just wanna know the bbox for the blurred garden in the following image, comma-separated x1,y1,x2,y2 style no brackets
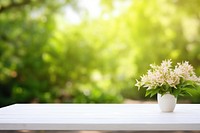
1,0,200,107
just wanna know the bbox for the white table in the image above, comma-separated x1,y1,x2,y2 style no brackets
0,104,200,131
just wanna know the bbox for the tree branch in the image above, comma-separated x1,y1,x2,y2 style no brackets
0,0,32,13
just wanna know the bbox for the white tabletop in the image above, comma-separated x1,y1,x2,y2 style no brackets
0,104,199,131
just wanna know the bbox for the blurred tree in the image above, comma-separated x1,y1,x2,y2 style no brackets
0,0,80,106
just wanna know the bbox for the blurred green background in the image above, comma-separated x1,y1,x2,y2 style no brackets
1,0,200,107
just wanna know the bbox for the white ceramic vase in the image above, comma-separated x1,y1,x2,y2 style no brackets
157,93,177,112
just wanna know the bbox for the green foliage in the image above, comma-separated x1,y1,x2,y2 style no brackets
145,88,160,98
1,0,200,106
174,80,197,97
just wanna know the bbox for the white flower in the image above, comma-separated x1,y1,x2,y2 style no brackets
166,71,180,88
135,59,200,91
174,61,194,80
161,59,172,73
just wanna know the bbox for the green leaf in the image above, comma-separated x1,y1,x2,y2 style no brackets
145,89,159,97
173,89,181,98
145,90,152,97
150,89,159,97
185,91,192,96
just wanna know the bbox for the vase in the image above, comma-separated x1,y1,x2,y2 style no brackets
157,93,177,112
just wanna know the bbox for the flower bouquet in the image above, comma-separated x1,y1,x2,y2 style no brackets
135,59,200,112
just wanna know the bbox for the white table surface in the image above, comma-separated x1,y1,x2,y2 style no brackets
0,104,200,131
